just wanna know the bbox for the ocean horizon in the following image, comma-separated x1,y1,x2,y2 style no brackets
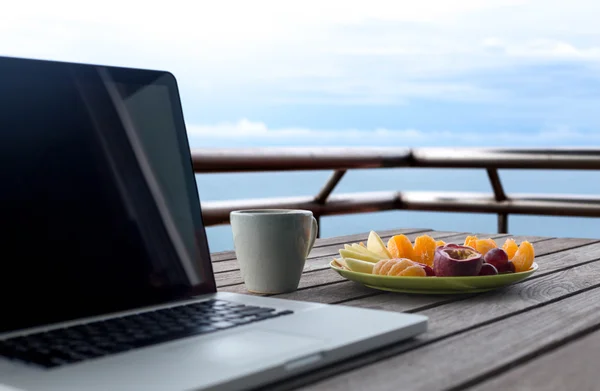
196,168,600,253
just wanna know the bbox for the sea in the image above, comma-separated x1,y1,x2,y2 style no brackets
195,168,600,252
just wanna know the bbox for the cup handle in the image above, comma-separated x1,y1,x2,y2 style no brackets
306,216,318,258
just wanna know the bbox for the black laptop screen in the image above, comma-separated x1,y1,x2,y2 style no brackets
0,57,216,334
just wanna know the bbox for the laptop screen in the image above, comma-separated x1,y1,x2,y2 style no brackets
0,56,216,334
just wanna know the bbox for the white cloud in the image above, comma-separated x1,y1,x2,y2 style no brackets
1,0,599,105
482,38,600,60
188,119,428,140
187,119,600,147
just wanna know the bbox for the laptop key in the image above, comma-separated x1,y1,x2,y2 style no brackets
213,308,236,316
235,307,276,317
193,326,217,333
228,318,254,325
211,321,235,329
252,313,281,322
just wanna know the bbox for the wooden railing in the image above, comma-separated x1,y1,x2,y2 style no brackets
191,148,600,234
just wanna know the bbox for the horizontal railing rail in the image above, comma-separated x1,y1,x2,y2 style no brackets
191,147,600,235
192,147,600,172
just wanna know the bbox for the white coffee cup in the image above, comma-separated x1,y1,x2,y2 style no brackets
230,209,318,294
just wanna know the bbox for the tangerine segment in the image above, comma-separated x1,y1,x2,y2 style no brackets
413,235,437,267
387,258,415,276
387,235,415,260
464,235,478,249
436,240,446,247
502,238,519,259
475,238,497,255
373,259,392,274
512,241,535,272
380,259,399,275
399,265,427,277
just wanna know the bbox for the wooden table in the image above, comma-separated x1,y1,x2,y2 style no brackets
211,228,600,391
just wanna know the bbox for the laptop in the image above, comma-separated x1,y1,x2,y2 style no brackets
0,55,427,391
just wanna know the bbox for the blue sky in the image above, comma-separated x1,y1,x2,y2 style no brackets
2,0,600,147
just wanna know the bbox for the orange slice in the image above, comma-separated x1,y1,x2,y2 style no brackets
502,238,519,259
475,238,497,256
386,258,415,276
512,241,535,272
413,235,437,267
435,240,446,247
373,259,395,275
399,265,427,277
387,235,415,261
464,235,478,249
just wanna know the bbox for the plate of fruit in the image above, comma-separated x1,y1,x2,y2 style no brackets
330,231,538,294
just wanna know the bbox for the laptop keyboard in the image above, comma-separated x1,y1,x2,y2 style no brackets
0,299,293,369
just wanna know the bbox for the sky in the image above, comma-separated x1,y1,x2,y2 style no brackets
1,0,600,147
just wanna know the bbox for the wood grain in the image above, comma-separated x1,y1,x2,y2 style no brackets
416,258,600,341
526,238,600,271
468,327,600,391
521,236,595,255
267,262,600,391
207,231,600,391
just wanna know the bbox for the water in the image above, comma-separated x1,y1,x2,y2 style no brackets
196,169,600,252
